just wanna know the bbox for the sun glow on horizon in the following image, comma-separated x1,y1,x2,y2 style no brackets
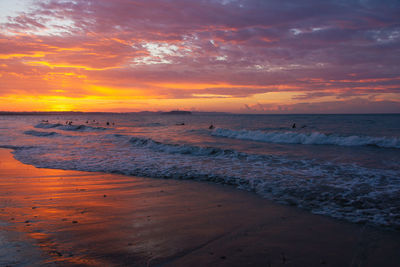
0,0,399,113
47,103,75,112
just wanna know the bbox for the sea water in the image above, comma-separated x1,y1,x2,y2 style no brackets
0,113,399,229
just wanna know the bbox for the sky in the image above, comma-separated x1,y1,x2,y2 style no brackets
0,0,399,113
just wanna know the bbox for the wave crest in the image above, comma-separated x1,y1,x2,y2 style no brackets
211,128,400,148
129,136,241,157
35,123,108,132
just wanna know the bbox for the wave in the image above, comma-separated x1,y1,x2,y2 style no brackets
24,130,59,137
35,123,108,132
129,136,243,157
211,128,400,148
2,114,400,230
34,122,63,129
10,139,400,229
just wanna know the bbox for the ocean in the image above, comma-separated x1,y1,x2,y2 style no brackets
0,113,399,229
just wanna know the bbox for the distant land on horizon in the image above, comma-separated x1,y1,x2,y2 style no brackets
161,110,192,115
0,111,399,116
0,111,229,116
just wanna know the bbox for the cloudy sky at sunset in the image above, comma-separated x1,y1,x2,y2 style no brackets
0,0,399,113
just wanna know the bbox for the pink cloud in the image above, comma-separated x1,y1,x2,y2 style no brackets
0,0,399,112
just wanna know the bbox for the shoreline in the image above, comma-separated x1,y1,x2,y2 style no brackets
1,148,400,266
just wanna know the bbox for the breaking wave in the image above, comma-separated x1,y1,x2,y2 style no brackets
212,128,400,148
129,136,243,158
10,136,400,230
35,123,109,132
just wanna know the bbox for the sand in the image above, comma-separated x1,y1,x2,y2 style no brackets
0,148,400,266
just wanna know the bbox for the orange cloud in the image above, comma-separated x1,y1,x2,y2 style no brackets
0,0,398,113
25,61,121,71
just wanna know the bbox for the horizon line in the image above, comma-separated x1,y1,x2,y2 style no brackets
1,111,399,115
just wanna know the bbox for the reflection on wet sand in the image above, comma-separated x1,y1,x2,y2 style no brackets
2,148,400,267
0,148,257,266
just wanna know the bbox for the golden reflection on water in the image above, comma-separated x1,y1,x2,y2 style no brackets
0,149,172,266
0,148,241,266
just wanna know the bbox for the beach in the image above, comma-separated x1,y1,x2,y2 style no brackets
1,0,399,264
1,148,400,266
2,114,400,229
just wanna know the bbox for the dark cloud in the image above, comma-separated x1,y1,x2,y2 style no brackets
0,0,399,112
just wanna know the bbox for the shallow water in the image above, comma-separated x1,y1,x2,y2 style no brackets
1,113,399,228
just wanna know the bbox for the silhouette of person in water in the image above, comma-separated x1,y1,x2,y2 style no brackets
292,123,296,129
106,122,110,126
209,124,214,129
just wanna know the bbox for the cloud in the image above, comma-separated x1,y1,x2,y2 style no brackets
0,0,399,111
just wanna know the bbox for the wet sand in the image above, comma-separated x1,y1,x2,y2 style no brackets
1,148,400,266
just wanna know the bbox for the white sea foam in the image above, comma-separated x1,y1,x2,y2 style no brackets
2,114,400,230
35,123,108,132
211,128,400,148
129,136,242,157
10,133,400,229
